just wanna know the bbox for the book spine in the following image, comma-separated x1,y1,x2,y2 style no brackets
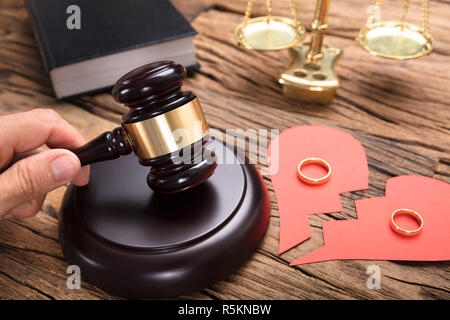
26,0,54,72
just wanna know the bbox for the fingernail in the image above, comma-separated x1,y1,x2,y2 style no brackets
51,155,79,182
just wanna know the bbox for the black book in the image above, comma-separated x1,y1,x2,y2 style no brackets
26,0,198,98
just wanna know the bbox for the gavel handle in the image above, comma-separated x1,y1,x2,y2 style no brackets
73,127,133,166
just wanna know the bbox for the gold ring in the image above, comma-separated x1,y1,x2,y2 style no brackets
297,157,331,185
390,209,423,237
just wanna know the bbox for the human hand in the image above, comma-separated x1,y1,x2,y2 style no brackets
0,109,89,220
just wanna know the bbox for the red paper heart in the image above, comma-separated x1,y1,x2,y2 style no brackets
291,176,450,265
268,126,369,254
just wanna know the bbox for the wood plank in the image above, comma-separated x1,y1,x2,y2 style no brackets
170,0,214,22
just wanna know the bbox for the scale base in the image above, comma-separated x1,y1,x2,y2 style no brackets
279,43,343,104
281,85,337,105
59,141,270,298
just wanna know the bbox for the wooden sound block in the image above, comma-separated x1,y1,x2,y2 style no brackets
59,140,270,298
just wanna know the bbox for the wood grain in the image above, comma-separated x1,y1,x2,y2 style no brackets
0,0,449,299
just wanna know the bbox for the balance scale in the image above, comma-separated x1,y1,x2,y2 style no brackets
235,0,434,104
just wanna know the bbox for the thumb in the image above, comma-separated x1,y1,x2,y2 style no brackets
0,149,81,218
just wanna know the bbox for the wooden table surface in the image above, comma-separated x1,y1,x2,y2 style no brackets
0,0,449,300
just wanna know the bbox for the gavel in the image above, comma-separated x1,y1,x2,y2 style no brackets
73,61,217,194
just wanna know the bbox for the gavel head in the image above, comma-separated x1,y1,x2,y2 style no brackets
112,61,217,194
